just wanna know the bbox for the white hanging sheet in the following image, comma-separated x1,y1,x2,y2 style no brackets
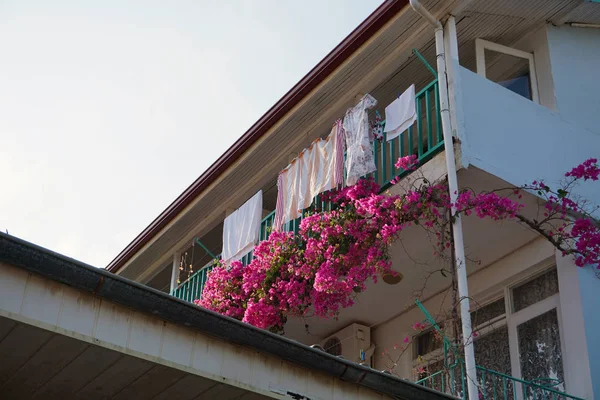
343,94,378,186
273,122,344,231
222,190,263,262
384,84,416,141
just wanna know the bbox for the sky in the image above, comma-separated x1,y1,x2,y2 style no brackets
0,0,383,268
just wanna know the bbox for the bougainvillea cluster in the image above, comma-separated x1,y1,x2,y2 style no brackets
196,157,600,332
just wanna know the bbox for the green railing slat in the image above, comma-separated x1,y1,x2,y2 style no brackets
193,274,199,301
417,95,423,157
434,82,442,143
374,137,380,184
390,135,396,177
408,125,414,159
381,132,387,184
400,129,405,158
461,363,465,399
426,88,433,152
482,369,486,400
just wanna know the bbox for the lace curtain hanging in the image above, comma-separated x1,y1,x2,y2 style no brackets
343,94,378,186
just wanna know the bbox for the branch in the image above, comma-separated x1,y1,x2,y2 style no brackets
515,214,576,255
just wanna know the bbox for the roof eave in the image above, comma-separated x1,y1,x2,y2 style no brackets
0,232,454,400
106,0,410,273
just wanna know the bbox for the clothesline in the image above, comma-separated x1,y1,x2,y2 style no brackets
280,131,340,174
218,85,418,256
273,120,345,231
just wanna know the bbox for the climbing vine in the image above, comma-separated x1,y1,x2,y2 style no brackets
196,157,599,333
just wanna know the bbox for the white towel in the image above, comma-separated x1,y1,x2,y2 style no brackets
222,190,263,262
273,122,344,231
384,84,416,141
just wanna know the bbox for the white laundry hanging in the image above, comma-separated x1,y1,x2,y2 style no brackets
343,94,378,186
222,190,263,262
273,121,344,231
384,84,416,142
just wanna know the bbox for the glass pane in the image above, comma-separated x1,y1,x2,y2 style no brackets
512,269,559,312
484,48,532,100
517,309,565,393
498,74,531,99
471,298,506,328
475,326,515,399
475,326,511,374
414,327,443,358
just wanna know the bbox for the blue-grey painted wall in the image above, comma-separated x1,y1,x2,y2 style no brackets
457,63,600,397
578,265,600,398
545,32,600,391
546,25,600,136
458,65,600,208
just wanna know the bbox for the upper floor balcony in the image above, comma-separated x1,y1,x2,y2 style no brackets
172,73,444,302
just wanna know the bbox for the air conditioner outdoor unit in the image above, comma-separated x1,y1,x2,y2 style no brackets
320,323,374,365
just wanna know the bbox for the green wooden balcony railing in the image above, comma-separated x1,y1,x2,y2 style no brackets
171,259,216,303
374,79,443,190
415,360,583,400
171,78,444,302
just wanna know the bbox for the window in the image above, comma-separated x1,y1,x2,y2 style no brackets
414,327,443,358
509,269,565,393
471,297,505,328
475,38,539,103
413,324,445,381
467,267,566,394
471,298,511,375
512,269,559,312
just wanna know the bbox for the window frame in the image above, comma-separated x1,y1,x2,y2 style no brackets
505,270,566,389
475,38,540,103
468,265,567,396
411,325,445,379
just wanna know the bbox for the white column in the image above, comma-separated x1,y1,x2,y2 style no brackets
436,15,477,400
170,251,181,294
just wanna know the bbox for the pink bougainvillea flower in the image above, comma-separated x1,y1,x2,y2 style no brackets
195,157,600,332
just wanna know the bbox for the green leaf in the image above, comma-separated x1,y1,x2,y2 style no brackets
557,189,568,198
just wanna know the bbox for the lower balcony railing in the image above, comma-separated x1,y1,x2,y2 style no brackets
171,78,444,302
415,360,583,400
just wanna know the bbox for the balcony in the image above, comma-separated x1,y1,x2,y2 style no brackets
171,77,443,303
457,65,600,207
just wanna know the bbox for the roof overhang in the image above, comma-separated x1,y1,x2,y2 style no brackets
106,0,411,273
0,232,454,400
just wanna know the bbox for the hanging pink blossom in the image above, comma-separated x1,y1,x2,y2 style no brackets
196,158,600,332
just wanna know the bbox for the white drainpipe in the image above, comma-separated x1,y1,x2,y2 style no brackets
409,2,478,400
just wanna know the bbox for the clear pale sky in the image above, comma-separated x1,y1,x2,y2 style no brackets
0,0,383,267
